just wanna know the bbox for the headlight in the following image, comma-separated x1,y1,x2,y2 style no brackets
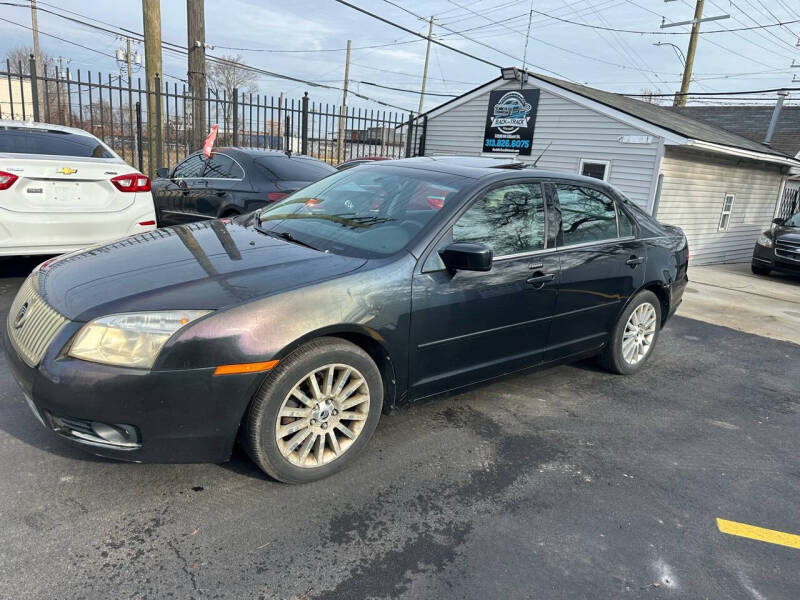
69,310,211,368
757,233,773,248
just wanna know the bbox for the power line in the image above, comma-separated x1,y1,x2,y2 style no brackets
357,80,457,97
209,38,424,54
3,1,416,111
625,86,800,97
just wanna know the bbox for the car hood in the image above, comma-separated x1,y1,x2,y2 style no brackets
774,225,800,244
36,220,366,321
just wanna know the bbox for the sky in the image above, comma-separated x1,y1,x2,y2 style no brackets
1,0,799,115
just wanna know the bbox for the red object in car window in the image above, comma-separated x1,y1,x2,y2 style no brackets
408,182,449,210
267,192,288,203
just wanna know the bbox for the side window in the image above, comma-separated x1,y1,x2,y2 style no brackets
617,205,635,237
579,159,609,181
173,154,205,178
453,183,546,257
204,154,244,179
556,184,618,246
718,193,734,231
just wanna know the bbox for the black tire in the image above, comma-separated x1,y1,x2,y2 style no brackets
219,209,241,220
243,337,383,483
599,290,662,375
751,263,771,276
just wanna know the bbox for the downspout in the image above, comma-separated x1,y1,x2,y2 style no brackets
763,91,789,146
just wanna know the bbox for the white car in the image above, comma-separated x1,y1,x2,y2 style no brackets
0,120,157,256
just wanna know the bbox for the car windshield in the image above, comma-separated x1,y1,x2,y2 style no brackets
255,166,466,257
0,128,114,158
785,212,800,228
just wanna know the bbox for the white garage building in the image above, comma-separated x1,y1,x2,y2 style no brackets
420,73,800,265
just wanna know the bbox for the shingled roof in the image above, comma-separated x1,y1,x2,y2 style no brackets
665,105,800,158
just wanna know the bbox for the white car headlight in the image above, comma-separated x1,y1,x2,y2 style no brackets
69,310,211,368
757,233,773,248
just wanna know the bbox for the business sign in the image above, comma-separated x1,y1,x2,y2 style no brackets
482,88,539,156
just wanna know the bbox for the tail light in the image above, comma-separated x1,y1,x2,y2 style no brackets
0,170,19,190
111,173,151,193
138,220,156,226
267,192,288,203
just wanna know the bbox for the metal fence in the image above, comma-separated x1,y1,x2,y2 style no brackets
776,184,799,221
1,56,427,178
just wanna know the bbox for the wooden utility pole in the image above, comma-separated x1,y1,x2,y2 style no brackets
187,0,206,151
418,16,433,115
142,0,163,171
30,0,41,74
337,40,351,163
674,0,704,107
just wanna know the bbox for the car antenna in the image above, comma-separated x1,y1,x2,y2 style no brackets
531,141,552,167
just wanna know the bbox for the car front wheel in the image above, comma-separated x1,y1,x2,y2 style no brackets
599,290,662,375
243,337,383,483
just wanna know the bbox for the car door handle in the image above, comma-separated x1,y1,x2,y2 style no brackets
526,272,555,287
626,256,644,267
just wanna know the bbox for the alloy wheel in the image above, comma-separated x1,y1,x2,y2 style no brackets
621,302,657,365
275,363,370,468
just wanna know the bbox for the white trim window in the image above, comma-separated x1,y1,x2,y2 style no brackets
718,193,735,231
579,159,610,181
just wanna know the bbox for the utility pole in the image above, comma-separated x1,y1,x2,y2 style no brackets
30,0,41,73
418,16,433,115
187,0,206,151
675,0,702,107
142,0,163,172
661,0,729,107
337,39,351,164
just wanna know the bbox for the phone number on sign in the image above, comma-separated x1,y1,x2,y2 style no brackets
484,139,530,149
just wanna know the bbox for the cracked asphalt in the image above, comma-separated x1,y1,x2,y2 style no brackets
1,257,799,599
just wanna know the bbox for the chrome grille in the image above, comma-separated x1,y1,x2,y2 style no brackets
6,276,68,367
775,240,800,262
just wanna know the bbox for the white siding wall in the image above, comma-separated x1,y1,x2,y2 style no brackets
424,81,660,209
657,148,785,265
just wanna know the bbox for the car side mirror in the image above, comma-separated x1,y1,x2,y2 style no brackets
772,217,785,226
439,242,493,273
156,167,171,179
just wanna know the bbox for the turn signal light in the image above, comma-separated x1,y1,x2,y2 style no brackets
0,170,19,190
111,173,151,193
139,220,156,226
213,360,279,376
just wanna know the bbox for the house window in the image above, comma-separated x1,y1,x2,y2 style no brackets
579,159,610,181
718,193,735,231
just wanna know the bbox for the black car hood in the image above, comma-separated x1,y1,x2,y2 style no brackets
774,225,800,244
36,220,366,321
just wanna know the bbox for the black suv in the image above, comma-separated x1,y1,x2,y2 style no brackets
152,148,335,225
752,212,800,277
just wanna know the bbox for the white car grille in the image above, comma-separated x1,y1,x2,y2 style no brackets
6,276,68,367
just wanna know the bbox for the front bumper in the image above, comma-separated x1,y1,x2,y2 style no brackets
3,323,265,463
752,243,800,275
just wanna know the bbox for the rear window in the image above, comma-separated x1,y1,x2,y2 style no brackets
0,128,114,158
256,156,336,181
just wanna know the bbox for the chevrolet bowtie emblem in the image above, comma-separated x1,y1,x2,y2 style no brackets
57,167,78,175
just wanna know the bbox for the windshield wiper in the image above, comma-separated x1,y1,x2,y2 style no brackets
254,226,320,251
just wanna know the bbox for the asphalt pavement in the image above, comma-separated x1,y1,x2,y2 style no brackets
0,257,798,600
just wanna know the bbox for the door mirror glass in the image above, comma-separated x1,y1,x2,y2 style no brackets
439,242,493,273
155,167,171,179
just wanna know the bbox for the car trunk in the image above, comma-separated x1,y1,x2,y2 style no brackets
0,156,134,214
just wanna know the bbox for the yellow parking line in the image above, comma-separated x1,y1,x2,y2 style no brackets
717,518,800,550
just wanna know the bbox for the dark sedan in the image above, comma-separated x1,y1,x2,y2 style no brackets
152,148,335,225
5,158,688,483
752,212,800,277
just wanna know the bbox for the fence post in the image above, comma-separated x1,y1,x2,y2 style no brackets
136,101,144,173
284,115,291,155
404,112,414,158
28,54,40,122
418,114,428,156
154,74,163,175
232,87,239,146
301,91,309,155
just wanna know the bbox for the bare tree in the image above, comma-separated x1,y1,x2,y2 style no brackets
638,89,664,105
207,54,258,131
4,45,55,74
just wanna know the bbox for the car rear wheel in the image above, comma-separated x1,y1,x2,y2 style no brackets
599,290,661,375
751,263,771,276
243,337,383,483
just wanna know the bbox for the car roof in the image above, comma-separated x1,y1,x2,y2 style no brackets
214,147,332,163
373,156,618,189
0,119,98,138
